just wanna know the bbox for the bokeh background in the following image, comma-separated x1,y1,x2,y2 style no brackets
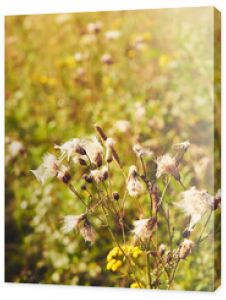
5,7,221,290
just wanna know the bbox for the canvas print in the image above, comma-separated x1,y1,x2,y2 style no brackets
5,7,221,291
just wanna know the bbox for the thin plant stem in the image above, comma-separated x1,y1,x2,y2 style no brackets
197,211,212,245
168,257,180,289
100,203,141,287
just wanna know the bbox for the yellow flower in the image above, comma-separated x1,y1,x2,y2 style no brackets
111,260,122,272
106,259,116,270
130,282,143,288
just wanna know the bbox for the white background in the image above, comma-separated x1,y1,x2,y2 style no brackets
0,0,225,299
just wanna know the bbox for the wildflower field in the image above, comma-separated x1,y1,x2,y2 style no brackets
5,7,221,291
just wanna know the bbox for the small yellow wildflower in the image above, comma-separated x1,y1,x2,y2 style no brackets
111,260,122,272
130,282,143,288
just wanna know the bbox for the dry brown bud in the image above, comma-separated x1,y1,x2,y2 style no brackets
182,230,191,238
113,192,119,201
75,145,86,155
95,124,107,142
57,166,71,184
83,174,93,183
80,184,87,191
159,243,166,256
179,239,193,259
79,158,87,166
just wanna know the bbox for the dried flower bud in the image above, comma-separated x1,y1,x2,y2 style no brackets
159,243,166,256
106,138,121,168
212,189,221,210
156,154,180,181
95,124,107,142
95,152,103,167
150,251,157,257
80,219,97,244
179,239,193,259
128,165,138,177
127,165,143,197
80,184,87,191
102,166,109,181
75,145,86,155
173,141,190,166
90,165,108,184
57,165,71,184
113,192,119,201
182,229,191,238
166,251,173,264
79,158,87,166
106,147,113,163
83,174,93,183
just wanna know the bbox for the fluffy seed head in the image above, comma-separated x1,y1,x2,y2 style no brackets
175,186,213,230
132,217,157,241
156,154,180,180
31,153,60,184
179,239,193,259
62,214,85,233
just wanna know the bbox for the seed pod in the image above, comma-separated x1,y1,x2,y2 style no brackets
80,218,97,244
79,158,87,166
179,239,193,259
158,243,166,256
106,147,113,163
75,145,86,155
166,251,173,264
150,251,157,257
212,190,221,210
95,153,103,167
57,166,71,184
106,138,121,168
113,192,119,201
102,168,109,181
95,124,107,142
83,174,93,183
182,230,191,238
80,184,87,191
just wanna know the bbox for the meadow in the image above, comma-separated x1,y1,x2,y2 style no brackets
5,7,221,291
